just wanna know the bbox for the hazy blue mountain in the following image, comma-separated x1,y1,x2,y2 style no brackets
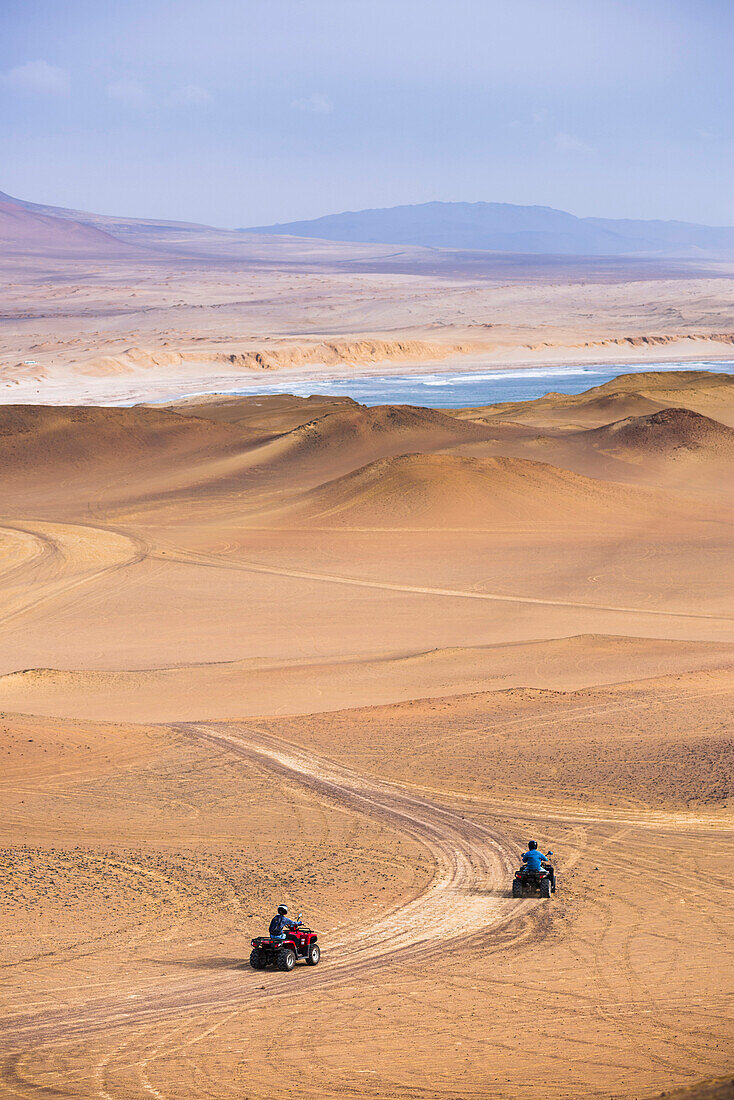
4,188,733,260
243,201,734,257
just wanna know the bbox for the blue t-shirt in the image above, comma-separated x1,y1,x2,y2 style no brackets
522,850,548,872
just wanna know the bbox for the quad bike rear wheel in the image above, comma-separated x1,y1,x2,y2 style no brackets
277,948,297,972
512,879,523,898
249,948,267,969
540,878,551,899
307,944,321,966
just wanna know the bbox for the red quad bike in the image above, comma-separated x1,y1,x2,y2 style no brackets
512,851,554,899
250,913,321,972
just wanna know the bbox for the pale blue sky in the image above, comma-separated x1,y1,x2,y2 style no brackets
1,0,732,227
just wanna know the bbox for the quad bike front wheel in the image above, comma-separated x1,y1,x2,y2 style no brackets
249,948,267,969
277,948,297,972
307,944,321,966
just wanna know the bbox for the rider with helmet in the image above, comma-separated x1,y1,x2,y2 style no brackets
521,840,555,893
269,904,298,941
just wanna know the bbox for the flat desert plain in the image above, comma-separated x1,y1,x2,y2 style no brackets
0,346,733,1100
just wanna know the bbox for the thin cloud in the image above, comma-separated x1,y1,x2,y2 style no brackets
554,131,590,153
169,84,212,107
291,92,333,114
2,60,70,95
106,79,148,108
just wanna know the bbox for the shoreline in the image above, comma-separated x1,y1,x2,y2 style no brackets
3,339,734,407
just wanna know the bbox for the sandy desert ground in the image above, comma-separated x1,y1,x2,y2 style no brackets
0,349,733,1099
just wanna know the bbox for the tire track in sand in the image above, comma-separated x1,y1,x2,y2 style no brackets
0,722,523,1054
155,545,734,624
0,520,149,632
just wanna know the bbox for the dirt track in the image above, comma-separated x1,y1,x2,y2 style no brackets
1,713,730,1099
153,546,734,623
0,721,520,1053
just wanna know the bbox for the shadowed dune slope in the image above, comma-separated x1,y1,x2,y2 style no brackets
570,407,734,497
583,406,734,457
261,451,687,528
0,404,254,471
247,403,495,484
0,405,261,511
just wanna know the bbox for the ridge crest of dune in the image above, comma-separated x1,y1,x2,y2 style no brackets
282,403,483,445
586,406,734,455
253,403,494,478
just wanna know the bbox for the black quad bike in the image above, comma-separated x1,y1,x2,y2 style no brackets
512,851,554,899
250,913,321,972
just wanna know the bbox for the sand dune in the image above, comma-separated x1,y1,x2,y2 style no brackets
266,451,687,528
244,403,496,488
0,403,247,464
0,403,258,511
2,634,733,722
557,407,734,498
456,390,671,429
583,406,734,456
592,368,734,399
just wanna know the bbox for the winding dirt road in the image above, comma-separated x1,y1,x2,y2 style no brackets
0,722,522,1054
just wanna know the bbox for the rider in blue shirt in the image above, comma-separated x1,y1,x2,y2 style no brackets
522,840,555,892
269,905,298,940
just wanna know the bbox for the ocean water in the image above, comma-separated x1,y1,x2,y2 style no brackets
222,359,734,410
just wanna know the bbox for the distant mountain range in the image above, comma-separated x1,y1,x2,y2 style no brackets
244,201,734,258
2,188,733,262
